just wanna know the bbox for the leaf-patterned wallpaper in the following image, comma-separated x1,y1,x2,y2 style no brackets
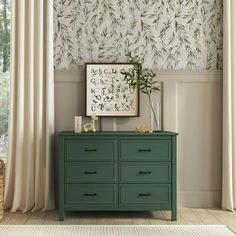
54,0,223,70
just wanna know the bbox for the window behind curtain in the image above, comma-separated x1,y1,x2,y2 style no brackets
0,0,10,160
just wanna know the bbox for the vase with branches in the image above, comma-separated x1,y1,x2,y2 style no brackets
121,52,160,131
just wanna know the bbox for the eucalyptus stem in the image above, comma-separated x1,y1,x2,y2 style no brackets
147,93,158,130
122,53,160,131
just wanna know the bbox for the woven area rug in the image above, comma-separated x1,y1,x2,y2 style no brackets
0,225,234,236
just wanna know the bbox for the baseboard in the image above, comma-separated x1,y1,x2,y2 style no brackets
178,191,222,208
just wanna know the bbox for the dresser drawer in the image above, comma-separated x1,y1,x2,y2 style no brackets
120,140,171,161
65,162,117,183
65,184,117,204
65,140,115,161
120,162,171,183
120,184,171,204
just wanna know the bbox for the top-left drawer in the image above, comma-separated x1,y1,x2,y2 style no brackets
65,140,116,161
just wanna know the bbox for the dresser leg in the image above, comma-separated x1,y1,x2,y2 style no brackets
59,210,64,221
171,209,177,221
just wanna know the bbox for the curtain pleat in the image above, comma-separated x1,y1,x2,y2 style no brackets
4,0,54,212
222,0,236,211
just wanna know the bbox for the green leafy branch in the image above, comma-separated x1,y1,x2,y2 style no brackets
121,52,160,130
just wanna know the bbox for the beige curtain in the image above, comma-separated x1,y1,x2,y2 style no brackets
222,0,236,211
4,0,54,212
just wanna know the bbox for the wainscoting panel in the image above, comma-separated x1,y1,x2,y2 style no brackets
55,69,161,132
158,70,223,208
55,70,223,207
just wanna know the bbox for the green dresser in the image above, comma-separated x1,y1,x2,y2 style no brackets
57,131,177,221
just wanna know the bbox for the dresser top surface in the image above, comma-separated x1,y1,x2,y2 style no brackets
58,131,178,136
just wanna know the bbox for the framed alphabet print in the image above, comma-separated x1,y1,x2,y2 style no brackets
86,63,139,117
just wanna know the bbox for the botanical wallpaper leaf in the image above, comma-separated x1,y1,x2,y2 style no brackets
54,0,223,70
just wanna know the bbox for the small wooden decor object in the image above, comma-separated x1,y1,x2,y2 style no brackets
136,124,151,133
0,160,5,221
74,116,82,133
84,114,98,132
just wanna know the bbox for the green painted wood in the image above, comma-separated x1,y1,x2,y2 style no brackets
65,140,115,161
65,184,117,204
56,131,177,221
58,135,65,221
120,140,171,161
120,184,171,204
64,204,172,211
171,135,177,221
59,131,178,136
119,162,171,183
65,162,117,183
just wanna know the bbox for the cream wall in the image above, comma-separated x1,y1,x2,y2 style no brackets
159,70,223,207
55,70,223,208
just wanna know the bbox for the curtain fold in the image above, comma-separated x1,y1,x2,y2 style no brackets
222,0,236,211
4,0,54,212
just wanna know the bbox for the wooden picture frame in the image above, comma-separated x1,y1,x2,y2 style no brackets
85,63,140,117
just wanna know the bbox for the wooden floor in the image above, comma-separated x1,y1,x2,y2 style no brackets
1,208,236,233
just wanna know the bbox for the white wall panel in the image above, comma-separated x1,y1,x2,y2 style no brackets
55,70,223,207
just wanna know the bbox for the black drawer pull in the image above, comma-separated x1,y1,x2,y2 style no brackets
84,193,97,197
85,149,97,152
138,149,151,152
138,171,151,175
84,171,97,174
138,193,151,197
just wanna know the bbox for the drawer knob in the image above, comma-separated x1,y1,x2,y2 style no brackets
85,149,97,152
84,171,97,174
84,193,97,197
138,193,151,197
138,171,151,175
138,149,151,152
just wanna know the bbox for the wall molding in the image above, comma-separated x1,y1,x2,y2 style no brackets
54,69,223,83
157,70,223,84
155,70,223,132
55,69,84,83
54,69,223,208
158,70,223,208
157,70,222,80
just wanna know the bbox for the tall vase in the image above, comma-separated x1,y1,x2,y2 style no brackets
149,101,160,132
